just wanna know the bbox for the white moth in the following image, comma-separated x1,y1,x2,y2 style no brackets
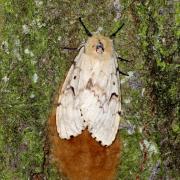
56,18,126,146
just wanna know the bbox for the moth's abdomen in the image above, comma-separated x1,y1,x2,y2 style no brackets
49,111,121,179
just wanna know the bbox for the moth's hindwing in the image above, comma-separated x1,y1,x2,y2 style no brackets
56,34,121,146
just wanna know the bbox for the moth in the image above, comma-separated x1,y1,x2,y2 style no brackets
56,18,128,146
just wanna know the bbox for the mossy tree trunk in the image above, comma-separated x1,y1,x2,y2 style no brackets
130,0,179,177
0,0,179,179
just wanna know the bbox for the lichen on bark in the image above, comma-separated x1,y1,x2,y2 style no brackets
0,0,179,179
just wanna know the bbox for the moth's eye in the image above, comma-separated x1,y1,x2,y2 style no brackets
96,40,104,54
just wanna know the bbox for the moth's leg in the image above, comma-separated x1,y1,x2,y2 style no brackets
117,68,129,76
61,47,79,51
61,43,85,51
117,57,132,62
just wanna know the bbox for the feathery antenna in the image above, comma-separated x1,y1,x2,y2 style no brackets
79,17,92,37
110,23,125,38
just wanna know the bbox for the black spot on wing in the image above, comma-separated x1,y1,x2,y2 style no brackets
56,102,61,107
109,92,118,102
80,109,83,116
69,86,75,96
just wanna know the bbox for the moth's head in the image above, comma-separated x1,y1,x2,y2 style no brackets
85,34,113,58
79,17,124,59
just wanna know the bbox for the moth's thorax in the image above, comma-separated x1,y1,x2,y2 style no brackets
85,34,113,61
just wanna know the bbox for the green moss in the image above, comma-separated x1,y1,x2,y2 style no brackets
0,0,179,179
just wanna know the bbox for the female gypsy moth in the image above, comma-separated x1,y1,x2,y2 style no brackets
56,18,127,146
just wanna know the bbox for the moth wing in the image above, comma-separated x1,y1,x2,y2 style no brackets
56,48,86,139
80,56,121,146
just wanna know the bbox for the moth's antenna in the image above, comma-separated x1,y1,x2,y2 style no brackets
79,17,92,37
110,23,125,38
